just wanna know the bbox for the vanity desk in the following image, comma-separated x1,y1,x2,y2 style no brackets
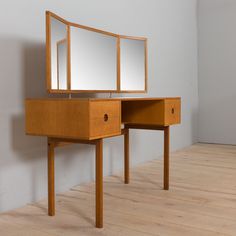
25,12,181,228
26,97,181,228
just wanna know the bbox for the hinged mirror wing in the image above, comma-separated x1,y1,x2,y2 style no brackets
46,12,69,91
120,36,147,92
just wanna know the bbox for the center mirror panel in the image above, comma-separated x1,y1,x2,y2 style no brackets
50,16,68,90
70,27,118,91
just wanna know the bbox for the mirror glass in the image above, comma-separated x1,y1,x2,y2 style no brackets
50,16,67,89
47,12,147,93
70,26,117,90
120,38,146,91
57,39,67,89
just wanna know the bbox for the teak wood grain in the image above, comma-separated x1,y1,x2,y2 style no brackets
124,128,129,184
46,12,51,91
25,97,180,140
25,99,121,140
164,126,170,190
25,97,181,229
47,141,55,216
122,98,181,126
95,139,103,228
67,25,71,90
26,99,89,139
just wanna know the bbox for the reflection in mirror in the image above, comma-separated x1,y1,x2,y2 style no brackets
57,39,67,89
120,38,146,91
70,27,117,90
50,16,67,89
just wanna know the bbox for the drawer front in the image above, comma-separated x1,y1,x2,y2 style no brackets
89,101,121,138
164,99,181,125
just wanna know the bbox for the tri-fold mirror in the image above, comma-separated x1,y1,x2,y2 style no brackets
46,11,147,93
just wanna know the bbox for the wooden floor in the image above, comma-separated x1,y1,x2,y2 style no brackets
0,143,236,236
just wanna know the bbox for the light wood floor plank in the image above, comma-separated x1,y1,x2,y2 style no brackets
0,143,235,235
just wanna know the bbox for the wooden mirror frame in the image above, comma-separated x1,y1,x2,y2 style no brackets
46,11,148,94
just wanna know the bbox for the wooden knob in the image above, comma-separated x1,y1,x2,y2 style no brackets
171,108,175,114
104,114,108,122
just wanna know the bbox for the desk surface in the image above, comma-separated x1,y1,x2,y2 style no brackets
26,97,180,101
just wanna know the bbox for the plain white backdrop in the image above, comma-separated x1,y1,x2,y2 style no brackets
0,0,198,212
198,0,236,144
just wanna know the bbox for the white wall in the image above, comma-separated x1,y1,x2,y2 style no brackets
198,0,236,144
0,0,198,212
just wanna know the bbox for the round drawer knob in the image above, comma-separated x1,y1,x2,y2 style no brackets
104,113,109,122
171,108,175,114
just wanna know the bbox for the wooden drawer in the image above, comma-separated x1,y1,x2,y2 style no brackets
25,99,121,140
164,99,181,125
121,98,181,126
89,101,121,138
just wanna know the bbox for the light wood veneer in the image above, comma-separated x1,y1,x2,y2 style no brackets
25,96,181,228
122,98,181,126
26,99,121,140
25,97,180,140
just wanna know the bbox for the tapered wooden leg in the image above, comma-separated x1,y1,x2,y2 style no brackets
95,139,103,228
124,129,130,184
164,126,170,190
48,141,55,216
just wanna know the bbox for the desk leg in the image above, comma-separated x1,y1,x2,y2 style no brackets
164,126,170,190
48,141,55,216
124,129,129,184
95,139,103,228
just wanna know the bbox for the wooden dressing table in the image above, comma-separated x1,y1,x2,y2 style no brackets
25,11,181,228
25,97,181,228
